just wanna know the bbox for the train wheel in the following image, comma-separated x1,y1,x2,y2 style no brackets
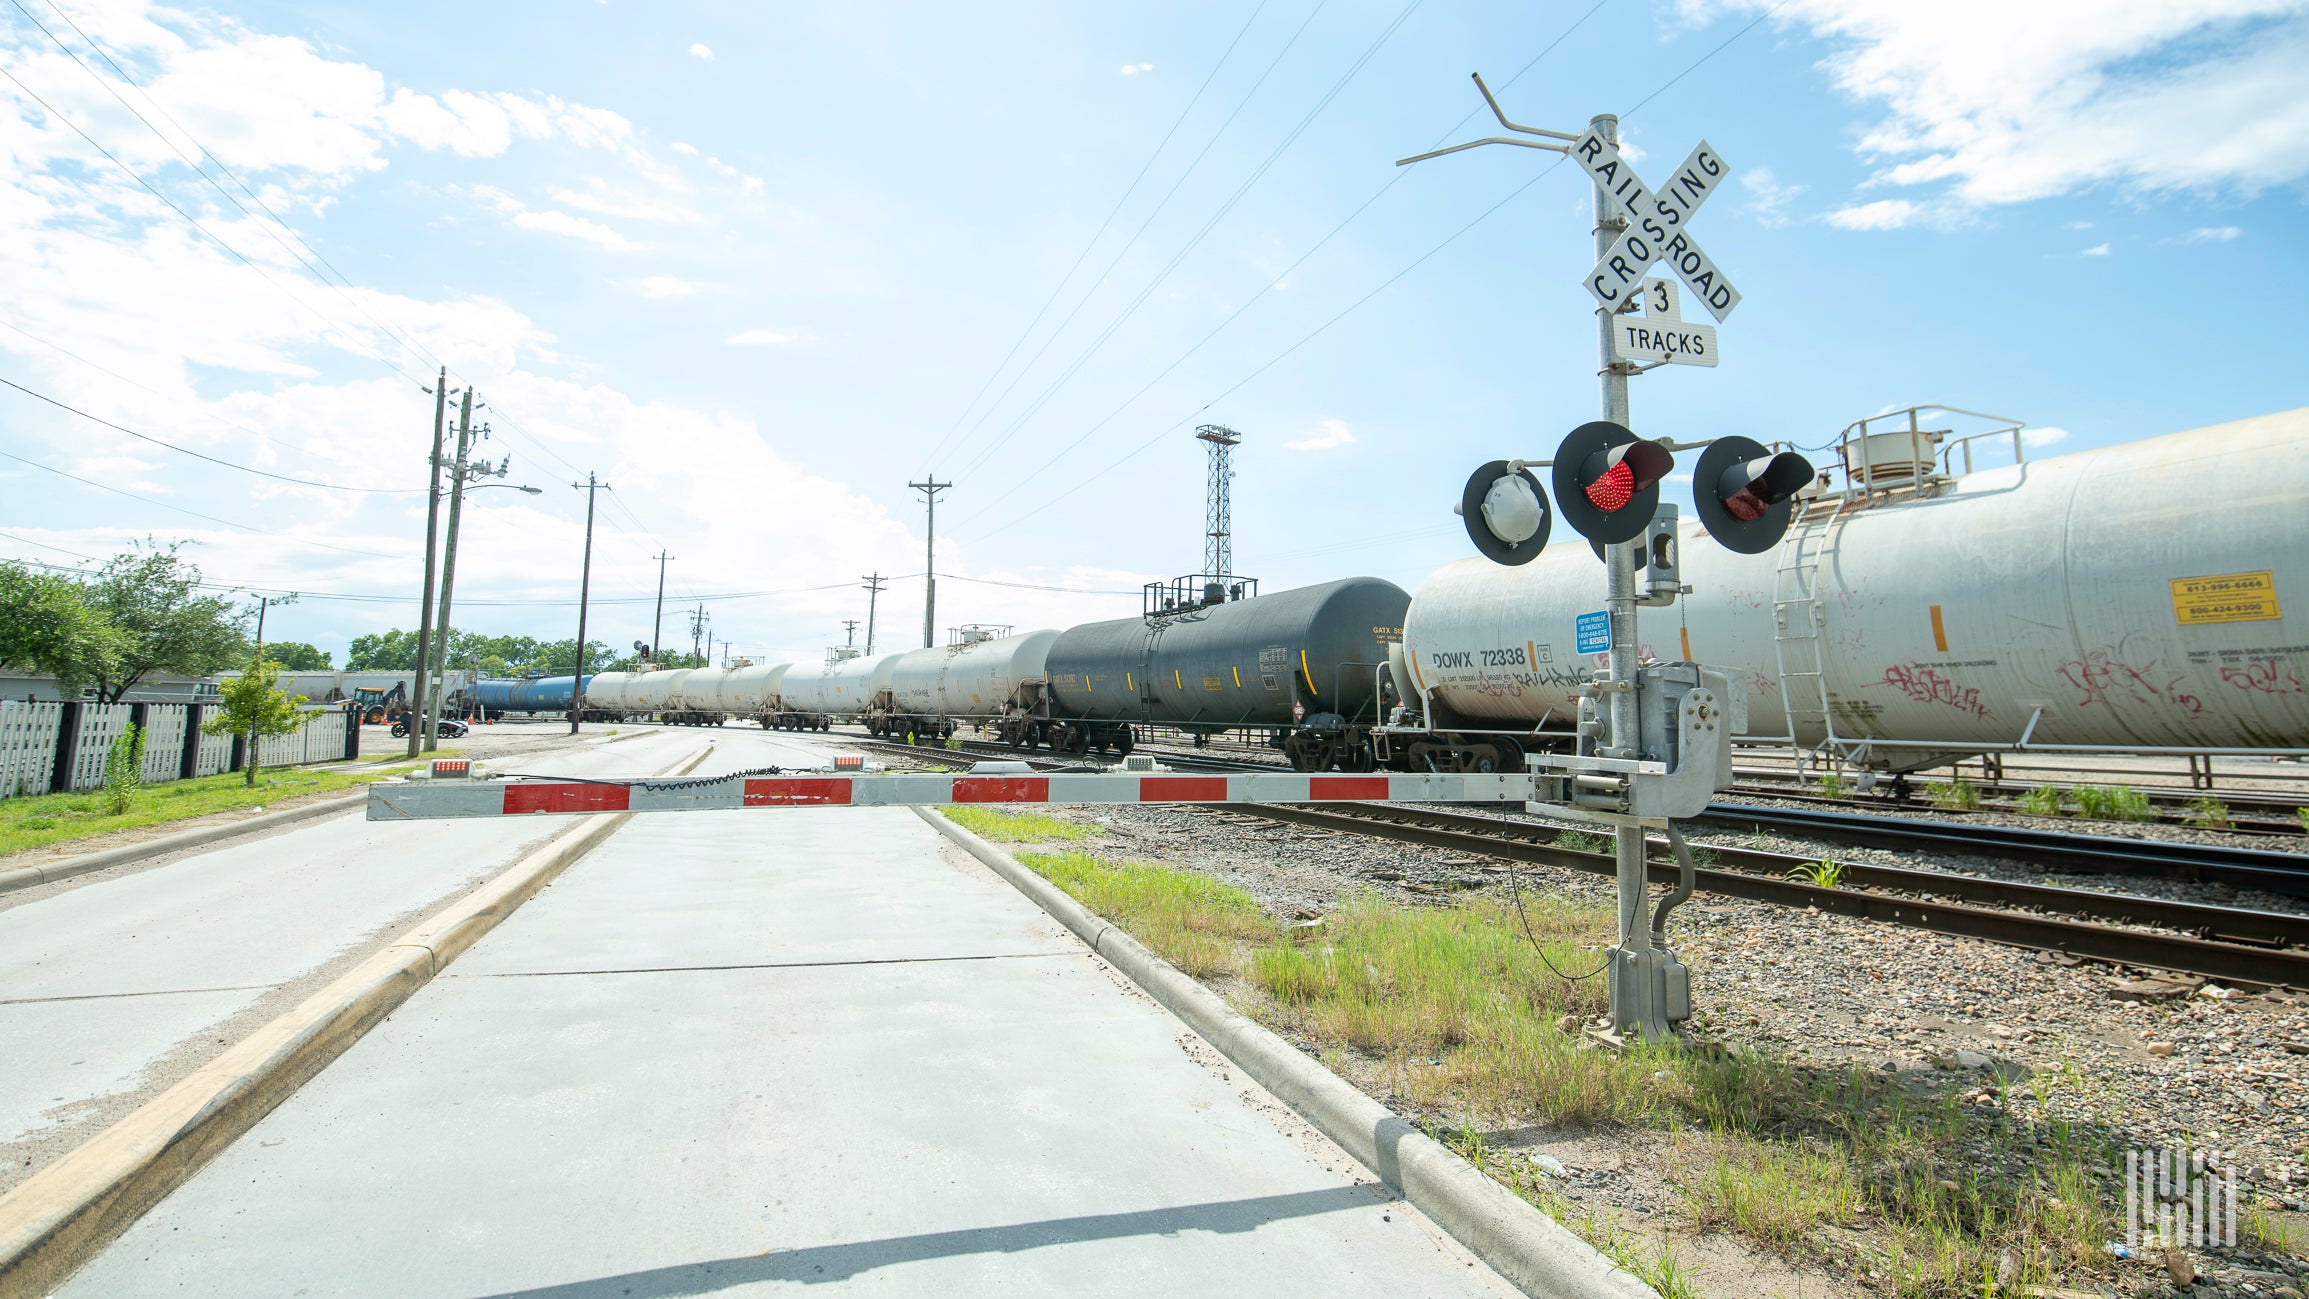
1113,730,1134,757
1065,726,1091,756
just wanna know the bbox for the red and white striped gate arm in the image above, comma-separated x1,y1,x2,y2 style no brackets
365,769,1537,821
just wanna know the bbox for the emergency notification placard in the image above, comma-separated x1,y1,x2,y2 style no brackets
2170,571,2281,625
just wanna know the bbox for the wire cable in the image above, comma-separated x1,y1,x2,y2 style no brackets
0,444,406,558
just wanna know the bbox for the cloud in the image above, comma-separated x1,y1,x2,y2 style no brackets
474,187,638,250
727,329,815,346
1823,198,1921,229
689,43,714,61
548,178,701,224
2185,225,2243,242
1739,166,1808,227
2023,426,2070,447
1284,419,1355,452
1119,62,1154,75
638,275,703,298
1680,1,2309,217
672,141,698,155
2080,242,2111,256
2063,220,2094,230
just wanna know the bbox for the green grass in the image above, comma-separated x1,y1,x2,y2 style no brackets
1553,829,1610,854
2015,786,2068,817
1924,776,1980,812
941,805,1093,844
1814,771,1851,799
2181,795,2232,830
2299,807,2309,837
2071,783,2153,822
1015,848,1275,977
999,837,2147,1297
1,762,421,858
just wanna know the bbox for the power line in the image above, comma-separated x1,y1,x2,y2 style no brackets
971,0,1770,543
942,0,1336,470
924,0,1272,468
0,374,422,493
0,444,407,558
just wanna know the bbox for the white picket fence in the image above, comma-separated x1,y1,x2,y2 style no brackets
0,700,356,799
0,701,62,799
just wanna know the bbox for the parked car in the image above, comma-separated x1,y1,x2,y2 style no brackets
390,717,469,740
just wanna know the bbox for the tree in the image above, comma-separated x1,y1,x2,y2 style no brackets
265,641,333,671
84,543,247,701
202,655,309,786
0,561,122,694
345,629,420,671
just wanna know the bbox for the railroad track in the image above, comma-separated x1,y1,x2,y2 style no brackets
833,732,2308,988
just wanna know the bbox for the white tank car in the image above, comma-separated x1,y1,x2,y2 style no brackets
665,667,729,713
722,663,790,715
1401,407,2309,767
779,654,898,718
624,667,690,715
582,671,634,712
886,631,1060,719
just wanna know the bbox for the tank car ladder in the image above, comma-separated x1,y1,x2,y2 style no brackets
1769,508,1865,774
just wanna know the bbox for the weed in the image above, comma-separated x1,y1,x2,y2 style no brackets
1786,858,1845,888
1814,771,1850,799
944,733,964,751
1554,829,1609,854
2072,784,2152,822
1681,1132,1863,1243
2297,806,2309,837
941,806,1091,844
2181,796,2231,830
1447,1126,1701,1299
2016,786,2068,817
1926,776,1981,812
102,723,145,816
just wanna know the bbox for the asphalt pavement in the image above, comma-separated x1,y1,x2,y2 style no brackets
51,727,1515,1297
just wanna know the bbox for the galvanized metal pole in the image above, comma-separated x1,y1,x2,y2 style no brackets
1590,113,1655,1040
405,371,449,759
422,390,475,753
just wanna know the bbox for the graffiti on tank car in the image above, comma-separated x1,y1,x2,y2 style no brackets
1722,587,1765,611
1877,662,1989,719
1747,671,1778,697
2219,658,2305,695
2059,649,2187,710
1532,666,1591,689
2172,691,2205,717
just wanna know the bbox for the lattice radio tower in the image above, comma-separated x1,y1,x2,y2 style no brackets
1195,424,1241,576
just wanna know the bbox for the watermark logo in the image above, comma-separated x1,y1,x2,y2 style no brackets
2126,1145,2236,1249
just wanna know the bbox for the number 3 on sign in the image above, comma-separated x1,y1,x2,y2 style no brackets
1648,280,1672,315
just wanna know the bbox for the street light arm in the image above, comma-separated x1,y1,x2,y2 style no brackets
1471,72,1579,140
1397,136,1569,166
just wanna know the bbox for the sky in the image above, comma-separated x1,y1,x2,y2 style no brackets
2,0,2304,671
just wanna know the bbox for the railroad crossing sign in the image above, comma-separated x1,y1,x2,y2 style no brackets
1608,277,1718,368
1571,130,1741,322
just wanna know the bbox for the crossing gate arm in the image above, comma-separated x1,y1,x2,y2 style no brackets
364,770,1538,821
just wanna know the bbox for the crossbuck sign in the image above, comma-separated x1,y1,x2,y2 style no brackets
1573,130,1741,323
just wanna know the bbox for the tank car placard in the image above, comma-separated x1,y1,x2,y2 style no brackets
2170,572,2281,625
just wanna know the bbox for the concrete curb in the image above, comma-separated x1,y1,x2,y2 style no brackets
0,746,712,1299
916,807,1658,1299
0,794,368,898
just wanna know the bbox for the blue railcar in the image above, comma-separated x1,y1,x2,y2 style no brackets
474,674,595,716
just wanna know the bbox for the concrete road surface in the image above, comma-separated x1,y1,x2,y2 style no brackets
56,729,1514,1297
0,729,706,1173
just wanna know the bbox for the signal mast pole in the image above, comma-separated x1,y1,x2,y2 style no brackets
1587,112,1655,1038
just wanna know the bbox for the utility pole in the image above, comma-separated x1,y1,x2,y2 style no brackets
842,619,859,648
650,550,673,659
422,390,479,752
406,369,449,759
569,473,610,735
688,603,708,666
910,477,950,649
860,573,886,655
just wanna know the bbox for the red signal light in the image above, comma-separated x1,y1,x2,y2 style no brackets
1585,459,1636,511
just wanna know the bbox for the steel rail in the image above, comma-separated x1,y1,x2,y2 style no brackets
1697,802,2309,897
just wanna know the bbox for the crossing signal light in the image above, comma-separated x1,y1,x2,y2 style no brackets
1554,421,1672,546
1694,435,1815,553
1457,460,1550,566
